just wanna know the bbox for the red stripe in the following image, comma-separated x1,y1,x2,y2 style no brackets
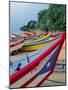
36,71,53,87
20,75,37,88
10,32,66,85
20,71,51,88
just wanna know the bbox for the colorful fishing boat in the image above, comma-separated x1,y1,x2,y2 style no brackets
20,31,38,40
24,32,50,44
10,34,24,53
10,32,66,88
50,32,61,38
19,33,60,51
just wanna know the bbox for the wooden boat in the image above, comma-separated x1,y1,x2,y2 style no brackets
10,32,66,88
24,32,49,44
19,33,60,51
20,31,38,40
50,33,61,38
10,34,24,53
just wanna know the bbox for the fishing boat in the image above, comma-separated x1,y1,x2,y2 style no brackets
50,33,61,38
20,31,38,40
19,33,60,51
24,32,50,44
10,32,66,88
10,34,24,54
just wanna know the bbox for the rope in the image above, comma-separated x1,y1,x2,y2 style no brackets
46,79,65,83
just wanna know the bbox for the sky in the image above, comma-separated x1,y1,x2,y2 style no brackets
10,2,49,34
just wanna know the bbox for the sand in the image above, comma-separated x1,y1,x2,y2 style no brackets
41,72,66,86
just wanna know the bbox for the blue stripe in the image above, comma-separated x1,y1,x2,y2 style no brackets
36,46,60,76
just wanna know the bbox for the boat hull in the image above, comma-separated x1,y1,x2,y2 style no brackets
19,38,57,51
10,43,24,52
24,33,50,44
10,46,59,88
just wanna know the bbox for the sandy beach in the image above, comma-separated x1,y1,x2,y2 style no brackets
41,72,66,86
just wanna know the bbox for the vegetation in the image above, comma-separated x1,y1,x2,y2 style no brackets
20,25,28,31
20,4,66,32
20,20,37,31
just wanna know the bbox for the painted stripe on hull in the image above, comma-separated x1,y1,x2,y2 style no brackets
36,71,53,87
26,71,50,87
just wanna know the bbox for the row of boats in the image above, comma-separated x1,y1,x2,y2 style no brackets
10,32,61,53
10,32,66,88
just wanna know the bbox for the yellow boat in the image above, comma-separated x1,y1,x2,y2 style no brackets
19,36,59,51
24,33,50,44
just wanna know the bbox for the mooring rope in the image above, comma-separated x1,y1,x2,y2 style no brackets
46,79,65,83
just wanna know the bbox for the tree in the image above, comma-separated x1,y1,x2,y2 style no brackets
20,25,28,31
27,20,37,29
47,4,66,32
20,4,66,32
37,4,66,32
40,24,48,32
20,20,37,31
37,9,48,29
